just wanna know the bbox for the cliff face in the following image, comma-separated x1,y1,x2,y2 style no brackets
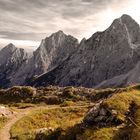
0,43,28,88
1,15,140,88
0,31,78,87
32,15,140,88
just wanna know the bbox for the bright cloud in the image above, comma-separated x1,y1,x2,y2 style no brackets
0,0,140,50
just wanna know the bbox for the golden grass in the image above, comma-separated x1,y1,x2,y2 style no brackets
0,117,9,129
10,107,88,139
103,90,140,121
80,127,118,140
63,88,140,140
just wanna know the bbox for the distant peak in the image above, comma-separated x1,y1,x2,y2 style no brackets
3,43,16,51
0,43,17,55
51,30,65,37
43,30,66,41
110,14,139,29
120,14,137,24
80,38,86,44
7,43,15,47
120,14,140,30
120,14,132,20
56,30,64,34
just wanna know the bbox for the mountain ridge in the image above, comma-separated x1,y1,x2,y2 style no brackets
1,14,140,88
31,14,140,88
0,31,79,87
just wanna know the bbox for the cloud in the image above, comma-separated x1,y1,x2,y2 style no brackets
0,0,139,50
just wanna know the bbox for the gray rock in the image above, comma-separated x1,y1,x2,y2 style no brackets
0,43,29,88
1,15,140,88
96,61,140,88
0,31,78,87
83,102,122,127
32,14,140,88
11,31,78,86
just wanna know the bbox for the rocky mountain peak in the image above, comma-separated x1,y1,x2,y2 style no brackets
1,43,16,53
2,14,140,89
110,14,139,29
30,14,140,88
120,14,136,23
6,43,15,48
0,43,17,66
105,14,140,50
48,30,66,40
36,30,78,54
37,30,67,51
51,30,64,36
0,43,28,60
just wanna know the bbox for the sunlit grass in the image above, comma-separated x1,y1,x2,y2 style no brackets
0,117,9,129
10,107,88,139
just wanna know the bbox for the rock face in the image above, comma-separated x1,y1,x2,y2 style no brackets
96,61,140,88
0,43,28,88
83,101,122,127
0,31,78,87
1,15,140,88
32,15,140,88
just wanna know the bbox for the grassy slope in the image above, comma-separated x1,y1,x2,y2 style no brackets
65,86,140,140
10,107,88,140
1,85,140,140
0,117,9,129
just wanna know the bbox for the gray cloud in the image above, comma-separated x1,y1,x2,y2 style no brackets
0,0,137,49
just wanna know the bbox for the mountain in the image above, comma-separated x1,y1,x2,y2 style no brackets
96,61,140,88
1,15,140,88
0,43,28,88
31,14,140,88
1,31,78,87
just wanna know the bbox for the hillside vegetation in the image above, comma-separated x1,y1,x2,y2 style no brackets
47,85,140,140
0,86,119,106
0,85,140,140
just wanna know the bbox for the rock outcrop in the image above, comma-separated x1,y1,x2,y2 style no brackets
0,43,28,88
1,15,140,88
11,31,78,86
83,101,122,127
0,31,78,87
32,14,140,88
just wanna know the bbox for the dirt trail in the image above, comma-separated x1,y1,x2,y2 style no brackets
0,105,89,140
0,105,58,140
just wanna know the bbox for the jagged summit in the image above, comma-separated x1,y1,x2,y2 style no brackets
1,15,140,88
110,14,138,27
120,14,133,19
7,31,79,87
52,30,64,35
46,30,78,43
46,30,65,39
36,30,78,53
6,43,15,47
120,14,138,23
31,15,140,88
1,43,16,52
105,14,140,50
119,14,140,29
0,43,17,66
0,43,28,88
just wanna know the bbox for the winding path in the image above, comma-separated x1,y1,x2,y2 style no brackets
0,105,89,140
0,105,58,140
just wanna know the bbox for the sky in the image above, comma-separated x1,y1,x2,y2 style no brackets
0,0,140,51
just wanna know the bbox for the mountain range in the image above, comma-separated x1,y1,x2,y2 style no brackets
1,14,140,88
